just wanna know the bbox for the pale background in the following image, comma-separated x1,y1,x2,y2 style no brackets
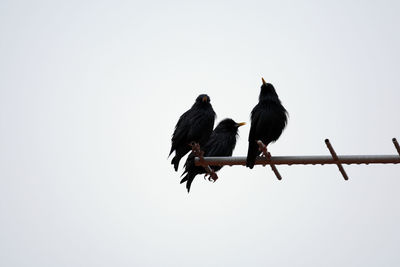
1,0,400,266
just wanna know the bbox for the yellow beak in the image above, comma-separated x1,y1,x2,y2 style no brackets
261,77,267,85
202,96,208,102
237,122,246,127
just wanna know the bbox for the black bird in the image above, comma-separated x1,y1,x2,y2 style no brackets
169,94,216,171
180,119,246,192
246,78,288,169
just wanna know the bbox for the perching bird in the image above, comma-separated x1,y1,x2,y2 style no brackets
169,94,216,171
180,118,246,192
246,78,288,169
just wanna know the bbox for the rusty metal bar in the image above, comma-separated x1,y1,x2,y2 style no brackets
194,155,400,166
325,139,349,180
194,138,400,181
257,140,282,180
393,138,400,156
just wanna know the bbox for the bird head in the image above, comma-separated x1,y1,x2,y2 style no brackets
259,77,278,101
215,118,246,134
195,94,211,104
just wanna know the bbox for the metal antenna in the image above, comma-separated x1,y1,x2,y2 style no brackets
193,138,400,180
325,139,349,180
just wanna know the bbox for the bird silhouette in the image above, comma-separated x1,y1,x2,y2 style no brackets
169,94,216,171
180,118,245,192
246,78,288,169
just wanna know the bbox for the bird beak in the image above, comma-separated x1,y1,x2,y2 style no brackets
202,96,208,102
237,122,246,127
261,77,267,85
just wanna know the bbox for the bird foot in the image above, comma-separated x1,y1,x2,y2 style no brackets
204,171,218,183
190,142,218,182
189,142,204,157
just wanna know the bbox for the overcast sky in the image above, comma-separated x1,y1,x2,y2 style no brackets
1,0,400,266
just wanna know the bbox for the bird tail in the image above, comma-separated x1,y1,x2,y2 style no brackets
180,173,195,193
246,141,259,169
171,155,181,172
170,146,191,172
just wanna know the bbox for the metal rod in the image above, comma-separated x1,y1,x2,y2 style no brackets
194,138,400,181
325,139,349,180
194,155,400,166
257,140,282,180
266,151,282,180
393,138,400,156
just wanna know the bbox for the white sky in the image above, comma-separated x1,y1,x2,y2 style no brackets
1,0,400,266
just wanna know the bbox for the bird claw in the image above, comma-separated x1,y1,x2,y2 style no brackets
191,142,219,182
205,172,218,183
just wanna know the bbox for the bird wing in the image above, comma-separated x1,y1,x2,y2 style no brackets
172,111,190,141
248,105,261,142
187,110,215,144
169,109,193,156
202,132,234,173
250,102,286,142
204,132,234,157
